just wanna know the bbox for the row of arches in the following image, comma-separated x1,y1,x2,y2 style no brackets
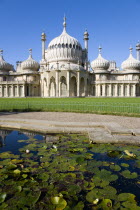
43,76,86,97
0,85,23,97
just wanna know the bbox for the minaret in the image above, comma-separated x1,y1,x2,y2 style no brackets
29,48,32,58
136,41,140,61
41,32,46,61
63,15,67,32
83,29,89,70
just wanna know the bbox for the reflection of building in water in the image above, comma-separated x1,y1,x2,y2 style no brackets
18,131,36,138
0,130,12,147
18,130,45,139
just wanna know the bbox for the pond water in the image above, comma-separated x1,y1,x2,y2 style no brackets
0,129,140,209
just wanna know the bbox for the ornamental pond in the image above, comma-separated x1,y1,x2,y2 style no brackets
0,129,140,209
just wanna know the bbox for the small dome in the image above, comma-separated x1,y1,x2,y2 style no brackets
0,50,13,71
21,49,40,71
136,41,140,47
121,47,140,70
46,17,83,64
91,47,110,71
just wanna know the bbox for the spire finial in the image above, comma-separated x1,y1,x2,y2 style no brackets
129,46,133,55
98,45,102,55
29,48,32,58
63,15,66,32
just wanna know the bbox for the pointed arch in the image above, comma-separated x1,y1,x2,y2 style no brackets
49,76,56,97
60,76,67,97
70,76,77,96
43,78,47,97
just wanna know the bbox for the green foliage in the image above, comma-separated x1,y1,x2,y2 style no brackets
0,133,140,208
121,170,138,179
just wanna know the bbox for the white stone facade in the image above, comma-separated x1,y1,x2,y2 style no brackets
0,18,140,98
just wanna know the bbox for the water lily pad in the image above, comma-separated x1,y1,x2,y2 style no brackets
99,199,112,210
118,193,136,203
107,150,122,158
110,164,121,171
0,193,7,203
121,163,129,168
73,201,84,209
121,170,138,179
13,169,21,174
51,196,67,209
86,186,117,203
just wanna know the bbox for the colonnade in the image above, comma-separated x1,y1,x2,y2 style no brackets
0,84,25,97
95,83,137,97
0,84,39,97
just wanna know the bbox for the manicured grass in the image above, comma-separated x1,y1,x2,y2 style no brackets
0,97,140,117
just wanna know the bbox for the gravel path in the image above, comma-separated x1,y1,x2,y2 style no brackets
0,112,140,129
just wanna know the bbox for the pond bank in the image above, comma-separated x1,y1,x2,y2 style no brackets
0,112,140,145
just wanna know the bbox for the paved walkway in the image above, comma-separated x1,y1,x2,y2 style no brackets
0,112,140,144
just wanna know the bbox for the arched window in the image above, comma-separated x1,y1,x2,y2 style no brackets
52,45,54,49
69,44,72,48
73,44,75,49
58,44,61,48
62,44,65,48
76,45,78,49
66,44,68,48
55,44,57,48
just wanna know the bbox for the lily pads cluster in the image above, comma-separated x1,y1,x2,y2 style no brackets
0,132,140,209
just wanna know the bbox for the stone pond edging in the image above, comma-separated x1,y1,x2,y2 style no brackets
0,113,140,145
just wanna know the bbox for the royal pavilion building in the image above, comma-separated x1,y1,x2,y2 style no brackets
0,17,140,98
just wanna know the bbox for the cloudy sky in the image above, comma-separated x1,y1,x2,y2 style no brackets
0,0,140,68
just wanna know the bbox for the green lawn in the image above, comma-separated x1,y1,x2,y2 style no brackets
0,97,140,117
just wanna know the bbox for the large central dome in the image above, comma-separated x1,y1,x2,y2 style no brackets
46,17,83,64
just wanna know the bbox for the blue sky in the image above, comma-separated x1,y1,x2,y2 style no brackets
0,0,140,68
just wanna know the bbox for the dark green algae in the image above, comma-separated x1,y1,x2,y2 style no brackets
0,132,140,209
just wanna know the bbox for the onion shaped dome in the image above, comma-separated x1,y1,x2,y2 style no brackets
121,47,140,71
0,49,13,71
46,17,83,64
21,49,40,71
136,41,140,48
91,47,110,72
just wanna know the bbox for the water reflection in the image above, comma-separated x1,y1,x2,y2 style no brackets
0,129,46,153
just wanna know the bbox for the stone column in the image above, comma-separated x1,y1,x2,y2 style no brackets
133,84,136,97
95,84,98,96
109,84,112,96
6,85,8,97
102,84,106,97
17,85,19,97
77,70,80,97
127,84,130,97
23,85,25,97
46,71,50,97
115,84,118,97
11,85,13,97
121,84,124,97
67,70,70,97
98,85,101,97
56,70,60,97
